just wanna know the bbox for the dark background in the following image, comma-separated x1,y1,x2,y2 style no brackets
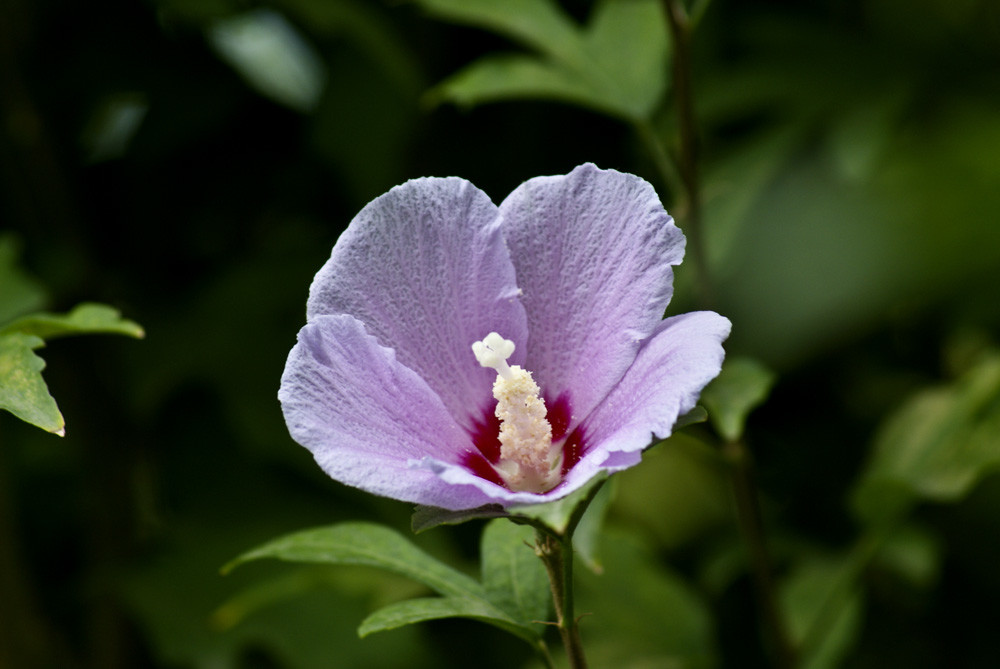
2,0,999,667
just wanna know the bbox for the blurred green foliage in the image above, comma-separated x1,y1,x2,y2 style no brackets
2,0,999,667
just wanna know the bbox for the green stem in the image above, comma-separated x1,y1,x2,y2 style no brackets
635,118,683,203
725,439,797,669
662,0,714,308
528,478,607,669
536,530,587,669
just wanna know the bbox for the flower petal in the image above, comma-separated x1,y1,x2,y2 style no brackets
499,163,685,427
279,314,499,509
579,311,731,459
307,177,528,430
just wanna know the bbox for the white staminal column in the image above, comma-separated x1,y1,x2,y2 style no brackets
472,332,562,493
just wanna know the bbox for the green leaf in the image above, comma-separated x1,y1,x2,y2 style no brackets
0,332,63,435
781,556,864,669
425,53,613,114
226,522,545,644
415,0,582,64
0,302,145,340
0,303,142,434
872,523,942,590
700,356,777,442
480,520,550,626
851,351,1000,525
579,0,670,119
423,0,669,122
207,8,326,112
358,595,536,643
673,404,708,431
224,522,484,599
411,502,508,534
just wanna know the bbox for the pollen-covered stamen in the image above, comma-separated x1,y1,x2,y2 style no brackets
472,333,562,493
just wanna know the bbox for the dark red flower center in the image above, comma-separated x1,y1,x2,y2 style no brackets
461,393,585,491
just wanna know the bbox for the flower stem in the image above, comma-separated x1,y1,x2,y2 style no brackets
724,439,797,669
536,529,587,669
662,0,714,308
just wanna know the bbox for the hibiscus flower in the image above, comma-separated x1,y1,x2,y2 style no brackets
280,163,730,510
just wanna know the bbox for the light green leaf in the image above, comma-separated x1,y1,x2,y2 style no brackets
423,0,669,122
480,520,550,626
426,54,615,115
851,351,1000,525
207,8,326,112
224,522,484,599
358,596,536,643
701,356,777,442
1,302,145,340
673,404,708,431
226,522,545,645
580,0,669,119
0,301,142,434
0,333,63,435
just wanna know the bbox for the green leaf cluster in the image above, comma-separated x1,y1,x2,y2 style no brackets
225,520,551,652
852,347,1000,526
0,237,144,435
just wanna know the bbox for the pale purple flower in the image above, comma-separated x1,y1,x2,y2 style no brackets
280,163,730,510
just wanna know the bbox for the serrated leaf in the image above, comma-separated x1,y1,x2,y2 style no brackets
224,522,484,600
358,595,537,643
0,302,145,340
0,333,64,435
480,520,550,626
851,352,1000,525
700,356,777,442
